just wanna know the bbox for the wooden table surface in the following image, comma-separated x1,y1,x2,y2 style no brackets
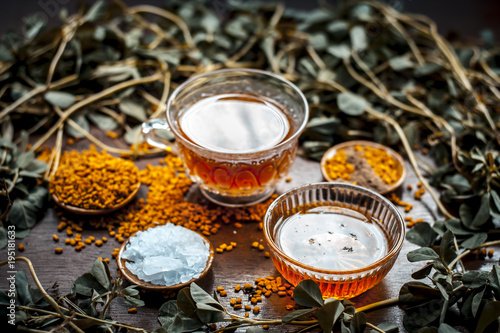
1,142,497,332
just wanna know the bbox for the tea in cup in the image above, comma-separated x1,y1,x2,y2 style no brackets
142,69,309,206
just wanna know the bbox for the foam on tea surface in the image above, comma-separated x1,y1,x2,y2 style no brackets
276,206,388,271
179,94,290,154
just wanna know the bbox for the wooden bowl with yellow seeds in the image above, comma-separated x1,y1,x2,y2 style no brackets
50,147,141,215
320,140,406,195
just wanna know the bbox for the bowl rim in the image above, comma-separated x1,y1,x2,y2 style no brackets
263,182,406,275
320,140,407,195
117,225,215,291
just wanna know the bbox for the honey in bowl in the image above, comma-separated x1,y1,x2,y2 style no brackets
264,183,405,300
276,206,388,272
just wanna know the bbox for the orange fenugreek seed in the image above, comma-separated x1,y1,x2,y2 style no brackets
220,290,228,297
258,244,265,251
285,304,294,310
245,305,252,311
95,240,103,247
55,247,63,254
251,241,259,248
488,249,494,258
219,243,227,250
234,304,242,310
253,306,260,314
234,285,241,292
263,325,269,330
244,313,249,318
128,308,137,314
53,235,59,242
236,297,242,304
216,286,224,292
226,245,233,251
216,248,224,253
102,237,108,242
230,242,237,247
18,244,25,252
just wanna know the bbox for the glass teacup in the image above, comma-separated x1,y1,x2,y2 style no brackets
142,69,309,206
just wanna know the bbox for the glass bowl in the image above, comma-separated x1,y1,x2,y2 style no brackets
263,182,405,299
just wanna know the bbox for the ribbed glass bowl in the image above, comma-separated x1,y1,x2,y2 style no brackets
263,182,405,299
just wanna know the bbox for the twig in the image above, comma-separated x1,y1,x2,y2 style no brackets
365,107,457,220
448,240,500,270
30,72,163,152
0,257,85,333
0,74,78,120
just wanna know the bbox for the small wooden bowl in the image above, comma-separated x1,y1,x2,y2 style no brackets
52,181,141,215
320,140,407,195
117,229,215,292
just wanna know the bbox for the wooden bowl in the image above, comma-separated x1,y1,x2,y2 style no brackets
117,229,215,292
52,181,141,215
320,140,407,195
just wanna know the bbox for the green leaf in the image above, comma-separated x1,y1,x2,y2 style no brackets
87,112,118,131
407,247,439,262
8,198,37,229
16,151,35,169
327,44,351,59
292,279,324,308
44,91,76,109
350,26,367,52
444,219,474,236
315,299,345,333
460,204,475,229
124,125,144,145
389,56,414,71
462,270,489,289
350,312,366,333
177,287,196,317
399,281,439,304
414,63,442,77
403,299,444,331
438,323,461,333
471,193,491,228
158,300,180,327
411,263,433,280
15,271,32,305
471,286,485,317
406,222,437,247
66,114,89,139
337,92,368,116
461,232,487,249
282,309,315,324
71,273,108,297
119,99,147,122
371,322,398,333
201,11,219,35
488,265,500,299
190,283,223,309
196,303,225,323
84,0,106,22
0,228,7,250
474,301,500,333
440,230,457,264
91,259,111,291
123,295,145,307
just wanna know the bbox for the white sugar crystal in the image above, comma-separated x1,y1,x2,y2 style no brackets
122,223,211,286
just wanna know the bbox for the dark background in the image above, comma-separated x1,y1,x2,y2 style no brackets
0,0,499,40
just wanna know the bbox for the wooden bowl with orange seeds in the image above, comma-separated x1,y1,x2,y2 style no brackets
50,146,141,215
320,140,407,195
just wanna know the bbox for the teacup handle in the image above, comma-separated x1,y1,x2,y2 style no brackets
142,118,177,154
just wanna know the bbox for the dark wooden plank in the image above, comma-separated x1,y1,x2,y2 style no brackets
1,149,498,332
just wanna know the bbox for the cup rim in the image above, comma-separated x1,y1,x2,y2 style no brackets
263,182,406,275
166,68,309,156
